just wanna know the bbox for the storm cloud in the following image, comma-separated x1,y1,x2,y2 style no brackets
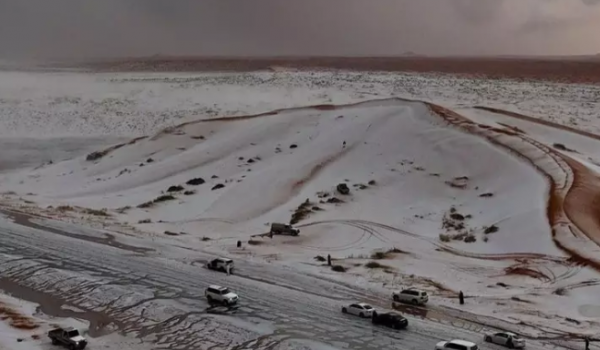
0,0,598,60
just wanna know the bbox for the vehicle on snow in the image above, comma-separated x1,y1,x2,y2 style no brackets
371,311,408,329
206,257,234,273
341,302,375,318
392,288,429,305
270,223,299,236
484,331,525,349
205,285,239,305
435,339,479,350
48,327,87,350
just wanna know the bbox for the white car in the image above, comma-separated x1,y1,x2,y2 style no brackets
205,285,239,305
484,331,526,349
436,339,479,350
341,302,375,318
392,288,429,305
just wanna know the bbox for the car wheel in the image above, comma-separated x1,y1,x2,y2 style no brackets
342,307,347,313
207,296,213,303
393,295,400,302
52,338,59,345
359,312,364,318
412,299,418,305
485,336,492,342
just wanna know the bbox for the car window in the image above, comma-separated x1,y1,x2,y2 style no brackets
497,333,507,338
66,330,79,337
220,288,230,294
349,304,358,308
363,305,373,309
446,344,465,350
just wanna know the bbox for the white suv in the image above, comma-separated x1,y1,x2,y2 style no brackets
205,285,239,305
392,288,429,305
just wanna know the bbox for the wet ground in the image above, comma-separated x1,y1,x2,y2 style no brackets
0,210,590,350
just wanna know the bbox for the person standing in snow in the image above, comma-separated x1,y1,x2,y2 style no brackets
585,337,590,350
343,141,346,148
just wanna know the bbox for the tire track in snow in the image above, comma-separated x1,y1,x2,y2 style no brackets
428,104,600,276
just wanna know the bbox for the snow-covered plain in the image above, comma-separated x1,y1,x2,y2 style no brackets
2,69,600,337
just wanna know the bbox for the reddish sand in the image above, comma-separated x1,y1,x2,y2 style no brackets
63,56,600,84
429,104,600,273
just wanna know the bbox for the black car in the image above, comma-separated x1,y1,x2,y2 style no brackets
372,311,408,329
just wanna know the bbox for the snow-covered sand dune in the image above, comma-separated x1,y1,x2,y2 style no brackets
3,70,600,335
4,96,600,335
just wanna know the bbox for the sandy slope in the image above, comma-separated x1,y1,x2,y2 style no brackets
5,97,600,334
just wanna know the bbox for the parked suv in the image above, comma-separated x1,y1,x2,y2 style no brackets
270,223,299,236
205,285,239,305
206,258,234,274
392,288,429,305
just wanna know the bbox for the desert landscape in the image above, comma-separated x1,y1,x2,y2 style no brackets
1,57,600,350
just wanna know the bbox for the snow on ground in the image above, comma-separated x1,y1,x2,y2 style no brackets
0,291,141,350
2,69,600,336
1,97,593,334
1,70,600,138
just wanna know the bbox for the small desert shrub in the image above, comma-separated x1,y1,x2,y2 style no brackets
183,190,196,195
449,213,465,221
164,231,179,236
479,192,494,198
464,235,477,243
388,247,408,254
115,206,131,213
331,265,347,272
137,194,176,208
83,208,109,216
290,198,313,225
371,251,387,260
211,183,225,191
439,233,451,242
200,236,211,241
137,201,154,208
365,261,386,269
138,219,151,224
484,225,499,234
314,255,326,262
553,287,568,296
186,177,205,185
154,194,176,202
56,205,74,212
248,239,263,245
167,185,184,192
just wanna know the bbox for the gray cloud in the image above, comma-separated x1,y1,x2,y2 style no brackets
0,0,598,60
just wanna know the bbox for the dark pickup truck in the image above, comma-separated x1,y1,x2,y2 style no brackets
48,327,88,350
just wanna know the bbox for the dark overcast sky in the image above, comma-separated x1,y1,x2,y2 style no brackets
0,0,598,60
